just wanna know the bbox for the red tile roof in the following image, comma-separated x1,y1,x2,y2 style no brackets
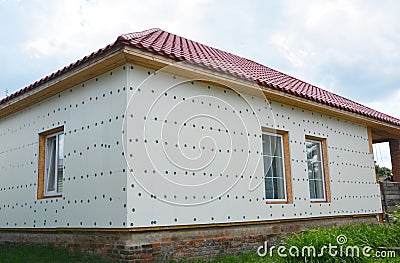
2,28,400,127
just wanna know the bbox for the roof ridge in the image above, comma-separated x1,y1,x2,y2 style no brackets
117,28,161,42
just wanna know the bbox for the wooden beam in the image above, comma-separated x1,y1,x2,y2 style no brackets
0,213,379,233
367,127,374,154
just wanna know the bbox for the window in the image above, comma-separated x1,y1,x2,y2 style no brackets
38,127,64,198
262,129,292,203
305,136,330,202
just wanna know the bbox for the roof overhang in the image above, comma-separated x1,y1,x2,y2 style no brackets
1,45,399,140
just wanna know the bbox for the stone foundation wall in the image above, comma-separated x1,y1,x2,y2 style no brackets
0,215,378,262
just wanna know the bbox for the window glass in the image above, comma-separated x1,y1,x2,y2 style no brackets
44,132,64,196
263,133,286,201
306,139,325,200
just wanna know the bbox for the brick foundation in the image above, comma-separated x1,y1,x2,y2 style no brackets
390,139,400,182
0,215,378,262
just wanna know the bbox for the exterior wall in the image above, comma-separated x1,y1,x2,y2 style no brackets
0,215,378,262
125,64,381,228
0,62,381,230
0,65,128,228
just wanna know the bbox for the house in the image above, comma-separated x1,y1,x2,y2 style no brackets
1,28,400,261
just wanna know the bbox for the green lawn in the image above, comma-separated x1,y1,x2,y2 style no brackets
199,222,400,263
0,245,111,263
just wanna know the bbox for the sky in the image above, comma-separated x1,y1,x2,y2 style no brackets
0,0,398,168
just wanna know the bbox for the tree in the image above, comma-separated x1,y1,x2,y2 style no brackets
375,164,392,177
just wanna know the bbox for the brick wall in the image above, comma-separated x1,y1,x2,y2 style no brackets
380,182,400,218
0,215,378,262
390,139,400,182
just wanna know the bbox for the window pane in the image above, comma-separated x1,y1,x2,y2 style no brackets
311,161,323,180
264,156,273,178
265,177,285,200
263,133,286,200
306,139,325,200
275,177,285,199
273,156,284,179
265,177,274,199
57,133,64,193
314,142,322,161
309,179,316,199
306,141,314,160
273,136,283,157
314,179,324,199
307,141,322,162
307,159,314,179
46,136,57,192
269,135,276,155
262,134,272,156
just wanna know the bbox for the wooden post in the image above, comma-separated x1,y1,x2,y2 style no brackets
389,139,400,182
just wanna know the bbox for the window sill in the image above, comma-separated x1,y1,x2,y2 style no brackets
310,200,330,204
40,194,62,199
265,200,292,205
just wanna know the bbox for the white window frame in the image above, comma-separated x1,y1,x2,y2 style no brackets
44,131,64,197
262,131,287,202
306,138,326,202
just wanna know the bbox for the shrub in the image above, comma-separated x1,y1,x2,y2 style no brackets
387,204,400,223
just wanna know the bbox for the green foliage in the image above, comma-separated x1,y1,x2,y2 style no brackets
375,164,392,178
193,223,400,263
271,222,400,263
0,245,111,263
388,204,400,224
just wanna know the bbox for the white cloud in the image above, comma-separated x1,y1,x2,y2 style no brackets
365,90,400,120
268,34,306,67
19,0,214,63
264,0,400,103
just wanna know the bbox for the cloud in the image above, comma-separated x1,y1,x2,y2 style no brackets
264,0,400,104
0,0,213,94
365,90,400,120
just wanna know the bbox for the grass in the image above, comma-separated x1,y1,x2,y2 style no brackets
193,222,400,263
0,245,111,263
0,223,399,262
